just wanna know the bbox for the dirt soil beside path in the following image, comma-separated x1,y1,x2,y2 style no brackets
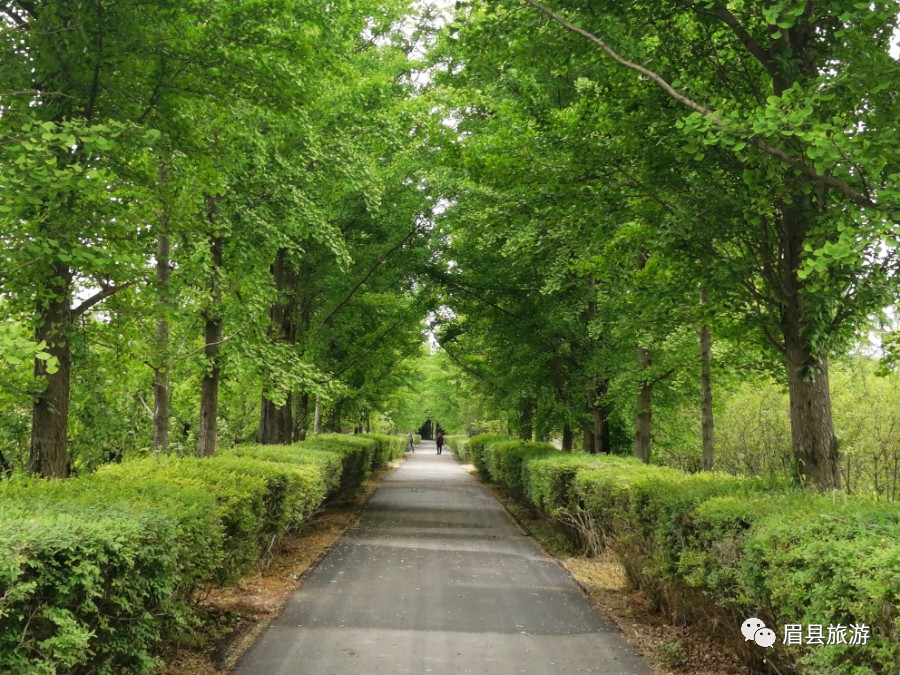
158,461,401,675
562,554,751,675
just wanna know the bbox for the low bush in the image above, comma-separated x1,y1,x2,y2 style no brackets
229,444,344,495
358,433,405,467
464,433,510,477
482,440,555,494
300,434,375,489
0,434,410,673
0,502,178,674
457,436,897,674
444,435,468,461
98,457,273,582
522,453,607,516
0,475,223,596
678,494,899,674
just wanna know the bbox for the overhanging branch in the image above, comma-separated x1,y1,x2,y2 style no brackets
522,0,887,213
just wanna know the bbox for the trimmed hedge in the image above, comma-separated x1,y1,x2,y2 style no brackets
0,434,405,674
483,440,555,494
300,433,375,489
522,453,609,516
358,433,406,467
443,434,468,460
0,502,179,674
464,433,511,477
677,494,899,674
457,436,899,674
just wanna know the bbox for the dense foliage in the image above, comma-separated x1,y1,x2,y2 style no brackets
425,0,899,492
0,1,897,672
0,0,438,476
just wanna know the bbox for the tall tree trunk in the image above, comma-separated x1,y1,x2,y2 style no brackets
197,216,223,458
594,405,611,455
583,424,595,454
699,322,714,471
562,426,573,452
0,448,11,478
197,313,222,457
294,392,309,441
153,229,170,457
780,200,841,489
585,381,611,454
634,347,652,464
259,248,294,444
518,399,534,440
260,394,293,445
30,264,72,478
784,336,840,489
313,394,321,434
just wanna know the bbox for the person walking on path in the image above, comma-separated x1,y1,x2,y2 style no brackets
436,431,444,455
407,432,415,453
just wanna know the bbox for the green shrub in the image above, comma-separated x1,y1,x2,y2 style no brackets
0,475,223,596
483,440,556,494
573,462,778,584
679,494,899,674
523,454,607,516
358,433,405,467
444,435,469,461
301,434,375,489
229,444,344,495
0,437,376,674
0,502,177,674
514,455,894,674
98,457,272,582
464,433,510,477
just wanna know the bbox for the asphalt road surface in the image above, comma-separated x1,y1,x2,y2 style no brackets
235,441,652,675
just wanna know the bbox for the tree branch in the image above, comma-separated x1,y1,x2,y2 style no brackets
435,337,503,390
71,281,134,317
320,225,420,326
704,2,780,82
522,0,887,213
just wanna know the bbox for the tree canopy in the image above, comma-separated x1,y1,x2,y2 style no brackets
1,0,897,494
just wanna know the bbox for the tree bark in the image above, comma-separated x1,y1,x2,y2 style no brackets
294,391,310,441
153,229,170,457
634,347,652,464
585,381,611,454
197,215,223,458
784,349,839,488
518,399,534,440
562,425,573,452
594,405,611,455
29,263,73,478
0,448,11,478
583,424,595,454
699,322,714,471
259,249,295,445
313,394,321,434
260,393,292,445
779,198,841,489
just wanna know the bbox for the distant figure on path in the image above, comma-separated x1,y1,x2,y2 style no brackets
436,431,444,455
407,432,415,453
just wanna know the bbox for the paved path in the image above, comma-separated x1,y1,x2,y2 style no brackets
235,441,651,674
